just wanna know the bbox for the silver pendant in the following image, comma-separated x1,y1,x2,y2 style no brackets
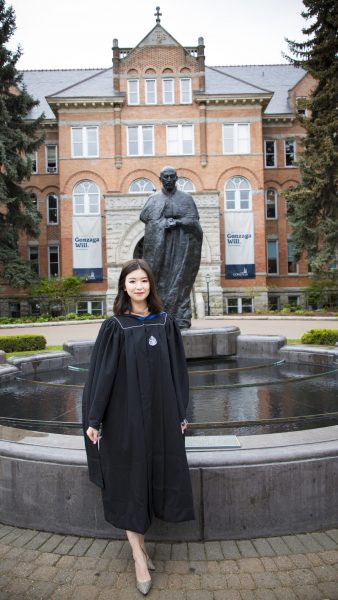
148,335,158,346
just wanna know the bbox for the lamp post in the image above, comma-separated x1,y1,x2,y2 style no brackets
206,273,211,316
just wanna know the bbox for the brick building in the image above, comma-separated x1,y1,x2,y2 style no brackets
1,13,315,318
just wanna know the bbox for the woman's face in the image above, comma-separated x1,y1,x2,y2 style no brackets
124,268,150,303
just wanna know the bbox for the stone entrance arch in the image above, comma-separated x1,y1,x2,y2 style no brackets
105,192,223,315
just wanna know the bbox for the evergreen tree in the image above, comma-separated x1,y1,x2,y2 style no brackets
284,0,338,272
0,0,44,287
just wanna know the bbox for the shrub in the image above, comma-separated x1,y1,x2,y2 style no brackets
301,329,338,346
0,334,47,353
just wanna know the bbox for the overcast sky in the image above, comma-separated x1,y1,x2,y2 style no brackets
8,0,308,70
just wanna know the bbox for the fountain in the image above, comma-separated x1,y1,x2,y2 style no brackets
1,327,338,540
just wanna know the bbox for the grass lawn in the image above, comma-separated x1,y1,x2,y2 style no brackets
5,345,63,359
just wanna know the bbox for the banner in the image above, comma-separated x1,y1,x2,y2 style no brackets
225,212,255,279
72,216,103,282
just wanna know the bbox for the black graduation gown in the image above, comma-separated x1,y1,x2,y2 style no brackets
82,312,195,534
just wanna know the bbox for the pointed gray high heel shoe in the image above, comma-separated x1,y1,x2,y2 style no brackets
136,577,152,596
142,547,155,571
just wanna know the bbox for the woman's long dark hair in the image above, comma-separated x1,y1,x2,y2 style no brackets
113,259,164,315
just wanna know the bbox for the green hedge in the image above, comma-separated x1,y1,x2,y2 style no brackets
301,329,338,345
0,334,47,353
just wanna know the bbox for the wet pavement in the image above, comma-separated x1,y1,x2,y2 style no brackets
0,523,337,599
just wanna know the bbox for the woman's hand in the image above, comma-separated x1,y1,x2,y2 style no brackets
181,420,188,434
86,426,100,444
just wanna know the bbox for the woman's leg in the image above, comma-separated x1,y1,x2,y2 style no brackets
126,530,150,583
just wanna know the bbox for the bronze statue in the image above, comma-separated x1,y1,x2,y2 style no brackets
140,166,203,328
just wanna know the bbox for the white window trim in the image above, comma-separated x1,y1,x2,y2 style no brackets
180,78,192,104
225,297,254,314
47,194,59,225
28,244,39,276
29,152,38,174
166,124,194,155
223,123,250,155
76,300,103,315
127,79,140,105
71,127,99,158
284,138,296,167
224,177,252,211
45,145,58,174
264,139,276,168
48,244,59,278
72,182,100,216
145,79,157,105
267,239,279,275
265,189,278,220
162,79,174,105
127,125,155,157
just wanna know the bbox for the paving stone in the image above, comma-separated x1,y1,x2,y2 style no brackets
305,552,324,567
188,591,214,600
318,549,338,564
24,531,53,550
311,530,338,550
55,555,77,569
268,537,292,555
11,528,40,547
106,558,129,573
85,538,109,557
237,557,264,574
312,563,338,582
153,543,171,561
166,560,190,574
226,573,255,590
238,591,255,600
188,543,206,561
70,584,100,600
69,537,94,556
159,591,186,600
4,577,33,595
317,581,338,600
117,541,131,559
280,535,307,554
251,538,276,556
52,569,76,585
72,568,101,585
273,555,294,570
50,585,74,600
30,565,59,581
214,591,241,600
218,559,239,574
253,590,277,599
101,540,124,559
274,588,298,600
0,528,27,545
171,543,188,560
168,573,201,590
27,580,58,599
326,528,338,544
292,585,323,600
11,560,36,577
260,556,278,572
72,556,99,570
237,540,259,558
34,551,59,566
289,553,313,569
252,571,281,588
188,561,208,574
204,541,223,560
295,533,323,552
54,535,80,555
3,546,26,559
39,534,66,553
284,568,318,586
151,572,170,589
0,545,10,558
201,573,228,590
220,540,241,560
0,524,14,539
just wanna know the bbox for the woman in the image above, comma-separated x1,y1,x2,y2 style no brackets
82,258,194,595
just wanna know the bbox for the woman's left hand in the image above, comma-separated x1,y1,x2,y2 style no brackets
181,420,188,434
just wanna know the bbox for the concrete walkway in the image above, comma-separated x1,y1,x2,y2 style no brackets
1,317,338,346
0,524,337,599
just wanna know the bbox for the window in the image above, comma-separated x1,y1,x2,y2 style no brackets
30,193,38,209
28,245,39,275
129,178,155,193
177,177,195,192
180,78,192,103
77,301,103,315
163,79,174,104
45,145,57,173
47,193,58,224
267,239,278,274
128,80,139,105
48,245,59,277
223,123,250,154
28,152,37,174
30,302,41,316
73,181,100,215
225,297,253,314
127,126,154,156
71,127,98,158
287,240,298,274
265,188,277,219
224,176,251,211
288,295,299,307
167,125,194,155
264,140,276,167
285,139,296,166
268,296,280,311
9,302,20,318
145,79,156,104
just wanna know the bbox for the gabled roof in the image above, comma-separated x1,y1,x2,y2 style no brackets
207,64,307,114
205,66,272,96
48,67,116,99
133,23,183,49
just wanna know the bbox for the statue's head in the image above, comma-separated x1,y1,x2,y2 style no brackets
159,166,177,193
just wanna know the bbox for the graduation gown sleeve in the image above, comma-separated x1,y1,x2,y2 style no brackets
165,316,190,422
82,317,122,488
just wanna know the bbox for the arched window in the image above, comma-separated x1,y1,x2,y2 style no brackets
224,176,251,211
129,178,155,193
73,181,100,215
177,177,195,193
265,188,277,219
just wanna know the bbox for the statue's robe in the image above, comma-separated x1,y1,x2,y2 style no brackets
82,313,195,534
140,188,203,328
